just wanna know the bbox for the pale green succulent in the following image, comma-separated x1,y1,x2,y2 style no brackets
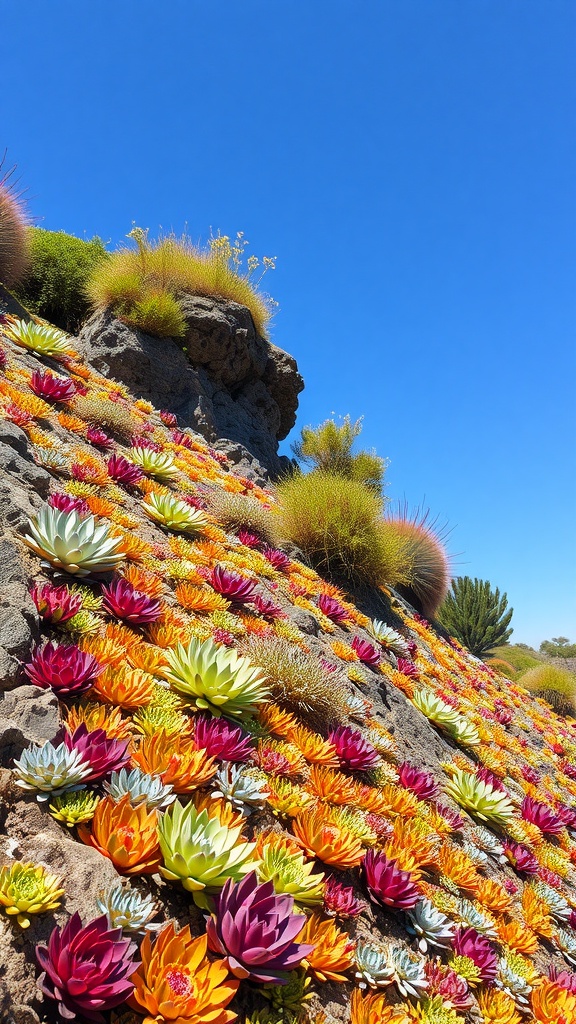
33,447,69,471
444,769,515,828
6,318,75,358
68,584,104,611
13,741,91,800
0,861,65,927
261,969,313,1016
354,941,394,989
212,764,270,815
407,898,455,952
24,506,124,577
104,767,175,810
162,636,268,718
410,996,463,1024
445,715,481,748
257,837,325,907
96,883,158,934
495,958,532,1007
49,789,100,826
468,825,506,862
412,688,461,728
461,841,488,867
130,447,179,481
531,880,570,921
142,492,209,533
158,799,259,908
132,703,189,738
386,947,428,999
554,926,576,965
370,620,411,658
455,898,497,938
61,610,102,636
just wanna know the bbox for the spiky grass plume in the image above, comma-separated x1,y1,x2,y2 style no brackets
244,635,348,725
0,155,29,286
206,489,280,546
382,509,450,619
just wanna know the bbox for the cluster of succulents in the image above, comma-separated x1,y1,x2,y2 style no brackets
3,317,576,1024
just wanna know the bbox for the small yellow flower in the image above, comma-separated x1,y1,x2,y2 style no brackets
0,862,64,927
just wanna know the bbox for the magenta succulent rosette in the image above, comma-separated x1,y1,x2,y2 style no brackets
101,577,161,625
396,657,419,678
206,871,313,983
317,593,348,623
36,912,139,1022
48,491,89,514
502,839,539,875
64,724,130,782
30,370,76,403
106,454,144,487
362,850,420,910
262,546,291,571
328,725,379,772
252,593,285,619
194,713,254,762
452,927,498,984
323,877,365,918
86,425,113,448
210,566,257,604
29,582,83,624
521,795,564,835
237,529,261,549
24,641,101,697
398,762,439,800
350,636,381,667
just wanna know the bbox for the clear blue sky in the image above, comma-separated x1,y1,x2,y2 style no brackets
2,1,575,647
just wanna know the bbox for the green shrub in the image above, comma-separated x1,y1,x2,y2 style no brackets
14,228,108,333
121,289,187,338
383,513,450,620
292,416,386,493
0,160,29,287
86,228,275,339
488,645,542,673
206,490,280,547
519,664,576,717
487,658,518,680
275,470,407,589
243,636,348,726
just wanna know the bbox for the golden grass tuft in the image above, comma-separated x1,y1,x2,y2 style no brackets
244,635,348,727
206,489,280,546
519,664,576,716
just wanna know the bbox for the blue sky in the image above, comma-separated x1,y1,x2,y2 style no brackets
2,1,575,646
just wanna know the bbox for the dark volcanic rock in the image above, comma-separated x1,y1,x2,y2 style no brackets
78,300,304,477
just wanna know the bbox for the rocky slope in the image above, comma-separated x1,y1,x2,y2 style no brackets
0,305,575,1024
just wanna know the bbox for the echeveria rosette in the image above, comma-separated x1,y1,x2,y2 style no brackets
351,636,381,667
206,871,313,983
6,318,74,358
30,369,76,402
29,583,83,625
107,454,144,487
0,862,64,928
142,491,209,533
96,883,159,934
101,577,161,625
129,446,179,481
24,641,101,697
193,713,254,762
24,507,124,577
444,768,515,828
318,594,349,623
521,796,564,835
362,850,421,910
162,636,268,719
450,926,498,985
398,761,439,800
63,724,130,782
13,740,91,800
210,566,258,604
36,912,140,1022
328,725,380,772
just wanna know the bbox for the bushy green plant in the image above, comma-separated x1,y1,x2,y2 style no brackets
86,227,275,339
72,396,137,441
292,416,386,493
244,636,348,725
487,645,541,673
382,512,450,620
0,158,29,287
438,576,513,656
540,637,576,659
13,228,108,333
276,471,406,589
487,658,517,680
519,664,576,716
206,490,280,546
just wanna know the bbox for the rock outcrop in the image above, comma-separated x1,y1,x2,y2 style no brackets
78,299,304,477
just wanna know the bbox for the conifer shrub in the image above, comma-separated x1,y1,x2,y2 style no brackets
206,491,280,547
0,159,29,287
382,513,450,619
14,229,108,333
86,229,275,340
244,636,348,725
275,471,406,588
519,664,576,717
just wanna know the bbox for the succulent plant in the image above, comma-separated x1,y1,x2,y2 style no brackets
30,369,77,402
262,546,291,570
328,725,380,772
158,799,258,907
29,582,83,624
495,957,533,1007
323,876,366,918
363,850,421,910
6,318,74,358
350,635,382,666
469,824,506,860
386,946,429,999
79,794,161,875
531,880,571,921
370,620,411,657
450,926,498,984
142,491,210,533
194,712,254,761
398,762,439,800
412,688,461,728
210,566,258,603
206,871,312,983
257,834,325,906
407,899,455,952
96,883,159,934
106,453,144,486
36,912,140,1020
48,491,89,514
502,839,539,875
521,796,564,835
162,636,268,718
13,740,91,799
104,766,176,810
0,861,64,928
454,898,497,938
555,926,576,966
86,425,113,448
129,446,179,481
318,593,349,623
444,769,515,828
64,724,130,782
24,641,101,696
128,924,239,1022
354,941,394,989
24,506,124,577
101,576,161,624
212,763,270,815
49,789,101,827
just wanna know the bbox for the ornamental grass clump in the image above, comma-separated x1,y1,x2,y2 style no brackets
73,396,138,442
0,861,64,928
381,511,450,619
162,636,268,718
244,636,348,725
519,664,576,717
142,491,209,533
36,911,140,1020
0,159,29,286
206,871,312,983
207,489,280,546
129,923,239,1024
24,506,124,577
158,799,258,906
